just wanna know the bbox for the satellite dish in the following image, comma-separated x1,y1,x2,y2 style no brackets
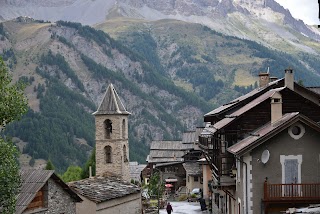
261,150,270,164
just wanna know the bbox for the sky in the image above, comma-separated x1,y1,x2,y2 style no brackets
275,0,320,25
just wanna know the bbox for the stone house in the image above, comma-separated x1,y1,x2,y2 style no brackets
198,68,320,214
15,169,82,214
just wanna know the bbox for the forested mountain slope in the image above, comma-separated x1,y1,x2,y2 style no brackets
1,17,320,172
97,18,320,104
0,18,210,172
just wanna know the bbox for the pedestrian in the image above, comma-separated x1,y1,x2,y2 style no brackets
166,202,173,214
199,198,207,211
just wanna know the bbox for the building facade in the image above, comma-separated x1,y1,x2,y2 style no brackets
199,69,320,214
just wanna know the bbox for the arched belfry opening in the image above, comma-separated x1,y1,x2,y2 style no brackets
105,146,112,163
123,145,128,162
122,119,126,139
104,119,112,139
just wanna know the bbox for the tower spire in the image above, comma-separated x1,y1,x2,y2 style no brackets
94,84,130,115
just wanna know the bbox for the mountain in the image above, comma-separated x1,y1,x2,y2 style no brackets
1,0,320,172
1,17,320,172
0,18,211,172
1,0,319,55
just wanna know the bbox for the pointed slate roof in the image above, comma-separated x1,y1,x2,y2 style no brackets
93,84,131,115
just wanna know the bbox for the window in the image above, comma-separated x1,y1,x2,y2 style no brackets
280,155,302,196
291,126,301,135
194,176,199,182
105,146,112,163
104,119,112,139
288,123,305,140
122,119,126,139
123,145,128,162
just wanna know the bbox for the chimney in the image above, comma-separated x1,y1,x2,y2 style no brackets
270,77,278,82
259,72,270,87
285,67,294,90
271,92,282,123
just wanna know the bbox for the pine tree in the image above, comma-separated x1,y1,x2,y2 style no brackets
45,159,55,170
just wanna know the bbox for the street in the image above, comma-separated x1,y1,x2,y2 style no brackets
159,201,210,214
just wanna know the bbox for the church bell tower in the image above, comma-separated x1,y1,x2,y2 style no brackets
94,84,130,181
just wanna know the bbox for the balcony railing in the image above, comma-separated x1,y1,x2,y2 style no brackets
264,182,320,201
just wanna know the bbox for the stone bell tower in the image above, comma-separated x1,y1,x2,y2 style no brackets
93,84,131,181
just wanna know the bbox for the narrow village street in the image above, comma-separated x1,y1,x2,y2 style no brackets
159,201,211,214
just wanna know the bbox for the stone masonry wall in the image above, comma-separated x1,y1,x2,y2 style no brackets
30,179,77,214
95,114,130,181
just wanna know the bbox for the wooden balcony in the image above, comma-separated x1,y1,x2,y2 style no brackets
264,181,320,202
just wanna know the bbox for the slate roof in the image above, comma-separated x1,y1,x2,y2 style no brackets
148,141,193,163
201,88,285,136
205,80,320,122
129,162,146,182
68,175,140,203
204,78,283,117
150,141,192,150
16,170,81,214
182,127,203,144
183,162,202,176
93,83,131,115
148,151,185,163
227,112,320,156
307,87,320,95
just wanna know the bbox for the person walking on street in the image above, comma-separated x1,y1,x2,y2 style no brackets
166,202,173,214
